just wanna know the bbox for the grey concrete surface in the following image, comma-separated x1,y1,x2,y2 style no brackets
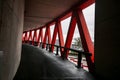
0,0,24,80
14,44,95,80
24,0,82,31
95,0,120,80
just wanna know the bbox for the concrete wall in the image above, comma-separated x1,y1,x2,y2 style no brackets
0,0,24,80
95,0,120,80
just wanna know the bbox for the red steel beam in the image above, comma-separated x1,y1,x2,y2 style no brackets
22,0,95,68
22,33,25,42
51,22,58,52
75,9,94,61
27,30,32,42
37,28,41,42
57,20,65,55
37,28,43,43
80,0,95,9
43,27,47,48
47,25,51,44
23,32,28,43
41,29,43,43
74,9,94,73
32,29,37,45
43,25,51,48
37,28,42,46
64,12,77,59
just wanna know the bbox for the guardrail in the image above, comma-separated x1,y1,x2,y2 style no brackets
23,41,95,75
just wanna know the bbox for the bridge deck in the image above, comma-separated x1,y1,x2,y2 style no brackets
14,44,94,80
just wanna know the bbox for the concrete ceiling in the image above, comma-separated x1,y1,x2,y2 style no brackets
24,0,82,31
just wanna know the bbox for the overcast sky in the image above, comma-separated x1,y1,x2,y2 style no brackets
42,3,95,43
82,3,95,42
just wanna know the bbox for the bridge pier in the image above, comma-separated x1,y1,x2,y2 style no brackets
0,0,24,80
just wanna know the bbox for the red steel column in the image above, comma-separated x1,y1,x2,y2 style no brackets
64,12,77,59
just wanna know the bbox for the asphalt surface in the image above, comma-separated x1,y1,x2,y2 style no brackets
13,44,95,80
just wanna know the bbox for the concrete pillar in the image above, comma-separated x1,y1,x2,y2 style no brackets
95,0,120,80
0,0,24,80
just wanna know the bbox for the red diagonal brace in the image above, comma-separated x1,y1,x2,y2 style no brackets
75,9,94,62
64,12,77,59
51,22,58,52
47,26,51,44
74,9,94,74
22,33,25,43
37,28,43,45
37,29,41,42
43,25,51,48
23,32,28,43
32,29,37,45
27,30,32,43
57,20,64,55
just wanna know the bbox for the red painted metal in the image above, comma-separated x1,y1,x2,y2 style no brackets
75,9,94,62
80,0,95,9
57,20,65,55
22,0,95,73
74,9,94,73
22,33,25,42
41,29,43,43
37,28,43,45
43,25,51,48
43,27,47,48
37,29,41,42
47,25,51,44
32,29,37,45
24,32,27,41
27,30,32,42
64,12,77,59
50,20,65,56
51,22,58,52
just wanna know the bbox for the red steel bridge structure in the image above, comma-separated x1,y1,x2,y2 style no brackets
1,0,120,79
22,0,95,74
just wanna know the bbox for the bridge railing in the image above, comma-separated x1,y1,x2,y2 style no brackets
40,42,94,74
40,42,91,67
23,41,95,75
